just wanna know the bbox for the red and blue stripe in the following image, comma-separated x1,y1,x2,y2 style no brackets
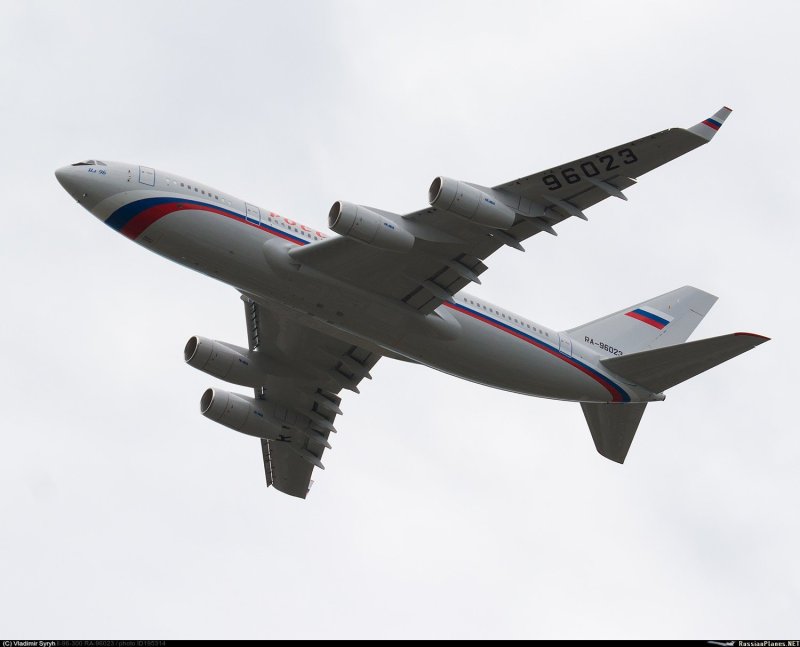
104,197,309,246
445,302,630,402
625,308,670,330
702,117,722,131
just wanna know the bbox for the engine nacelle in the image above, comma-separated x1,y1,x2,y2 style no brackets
200,387,311,440
328,201,415,252
184,336,264,387
428,176,516,229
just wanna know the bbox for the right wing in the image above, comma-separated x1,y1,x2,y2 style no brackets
291,107,733,314
241,295,382,498
491,106,732,212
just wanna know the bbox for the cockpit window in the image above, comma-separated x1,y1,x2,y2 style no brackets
71,160,106,166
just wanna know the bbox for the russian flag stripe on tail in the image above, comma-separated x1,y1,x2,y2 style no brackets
625,308,671,330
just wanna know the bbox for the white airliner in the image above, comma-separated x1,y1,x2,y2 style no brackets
56,107,768,498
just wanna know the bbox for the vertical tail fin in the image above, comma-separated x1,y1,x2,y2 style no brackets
567,286,718,356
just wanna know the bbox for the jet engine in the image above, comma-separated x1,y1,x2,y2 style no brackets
200,387,331,453
201,387,285,439
184,336,264,387
328,201,415,251
428,176,516,229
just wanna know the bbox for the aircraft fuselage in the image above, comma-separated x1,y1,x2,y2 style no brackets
56,161,653,404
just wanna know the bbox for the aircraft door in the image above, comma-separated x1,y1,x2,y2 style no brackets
138,166,155,186
245,202,261,227
558,332,572,356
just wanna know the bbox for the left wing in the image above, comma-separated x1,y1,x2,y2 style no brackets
290,107,732,313
241,295,382,498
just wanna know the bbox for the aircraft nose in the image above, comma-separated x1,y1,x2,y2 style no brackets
54,165,68,186
55,165,87,202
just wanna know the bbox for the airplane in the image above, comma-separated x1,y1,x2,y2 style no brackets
55,106,768,499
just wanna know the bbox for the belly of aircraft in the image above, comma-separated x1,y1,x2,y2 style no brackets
145,209,621,403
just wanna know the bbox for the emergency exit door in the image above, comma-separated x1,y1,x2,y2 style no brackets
558,332,572,356
138,166,155,186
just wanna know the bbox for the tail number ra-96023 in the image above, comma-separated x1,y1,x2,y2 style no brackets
584,336,624,356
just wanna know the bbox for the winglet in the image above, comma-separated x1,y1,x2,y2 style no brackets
688,106,733,141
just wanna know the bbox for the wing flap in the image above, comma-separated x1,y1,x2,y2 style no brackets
261,439,316,499
239,296,382,498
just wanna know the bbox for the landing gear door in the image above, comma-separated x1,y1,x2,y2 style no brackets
558,332,572,356
138,166,155,186
245,202,261,226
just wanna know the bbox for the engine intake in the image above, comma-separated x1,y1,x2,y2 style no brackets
428,176,516,229
185,336,264,387
328,201,414,251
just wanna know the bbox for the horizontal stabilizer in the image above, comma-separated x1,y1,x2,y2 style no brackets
601,332,769,393
581,402,647,463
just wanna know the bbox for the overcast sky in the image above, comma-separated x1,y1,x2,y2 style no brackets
1,0,798,639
